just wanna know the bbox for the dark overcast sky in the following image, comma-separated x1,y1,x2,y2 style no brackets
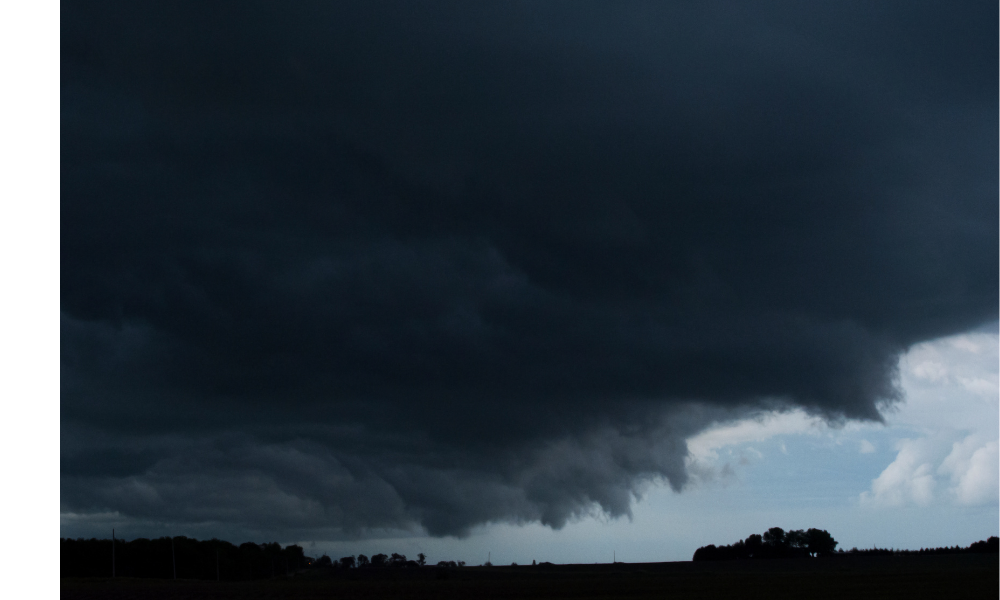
61,1,997,541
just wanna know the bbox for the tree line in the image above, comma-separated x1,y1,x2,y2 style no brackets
61,536,306,580
314,552,466,569
835,536,999,556
693,527,838,560
60,536,475,580
693,528,999,561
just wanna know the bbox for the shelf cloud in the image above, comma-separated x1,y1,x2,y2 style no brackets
61,1,997,539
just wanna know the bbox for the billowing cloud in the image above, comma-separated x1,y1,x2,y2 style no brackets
61,1,997,540
860,434,999,508
860,330,999,508
940,437,999,506
861,437,940,507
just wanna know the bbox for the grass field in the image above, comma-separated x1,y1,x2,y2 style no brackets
62,554,998,600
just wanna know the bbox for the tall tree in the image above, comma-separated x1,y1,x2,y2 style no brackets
805,529,838,557
763,527,786,548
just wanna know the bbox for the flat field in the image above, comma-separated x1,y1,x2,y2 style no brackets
62,554,998,600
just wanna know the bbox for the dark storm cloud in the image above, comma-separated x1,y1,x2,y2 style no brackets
61,1,997,538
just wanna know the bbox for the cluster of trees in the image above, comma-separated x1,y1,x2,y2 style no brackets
314,552,466,569
693,527,838,561
694,529,1000,562
61,537,306,580
435,560,467,568
837,537,998,556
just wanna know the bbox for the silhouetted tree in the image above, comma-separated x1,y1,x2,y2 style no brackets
262,542,281,556
417,553,426,566
692,544,718,561
339,555,355,569
694,527,838,561
786,530,806,549
316,554,332,567
356,554,370,567
763,527,786,548
805,528,838,557
370,553,388,567
389,552,406,567
744,534,763,558
284,544,306,571
969,537,999,553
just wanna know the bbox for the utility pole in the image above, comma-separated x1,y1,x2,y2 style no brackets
112,529,116,578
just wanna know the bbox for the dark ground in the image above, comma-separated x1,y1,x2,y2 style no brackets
62,554,998,600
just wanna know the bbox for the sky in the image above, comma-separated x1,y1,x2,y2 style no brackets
54,1,996,565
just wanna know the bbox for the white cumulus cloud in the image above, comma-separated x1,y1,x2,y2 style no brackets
860,329,998,508
939,436,999,506
860,438,941,506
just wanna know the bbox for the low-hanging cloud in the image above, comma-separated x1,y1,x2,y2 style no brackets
61,1,997,540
